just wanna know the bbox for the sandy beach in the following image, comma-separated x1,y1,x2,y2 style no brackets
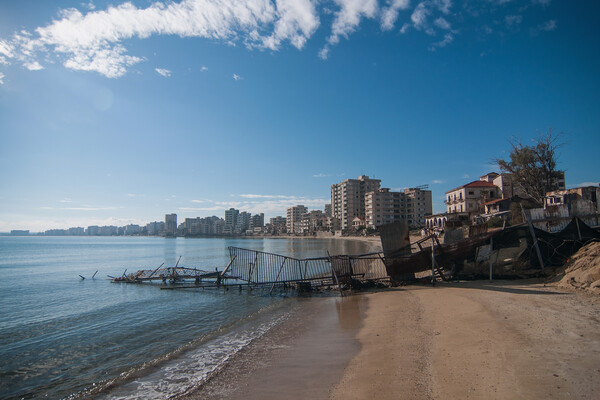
181,280,600,399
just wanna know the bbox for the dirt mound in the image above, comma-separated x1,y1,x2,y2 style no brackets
555,241,600,294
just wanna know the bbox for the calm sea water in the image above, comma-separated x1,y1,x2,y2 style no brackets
0,236,369,399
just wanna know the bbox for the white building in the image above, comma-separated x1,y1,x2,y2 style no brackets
286,205,308,233
445,181,500,214
331,175,381,230
365,187,432,229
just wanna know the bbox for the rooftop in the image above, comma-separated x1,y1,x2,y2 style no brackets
446,180,497,194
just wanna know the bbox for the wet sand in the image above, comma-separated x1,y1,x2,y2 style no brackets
178,295,367,400
180,281,600,400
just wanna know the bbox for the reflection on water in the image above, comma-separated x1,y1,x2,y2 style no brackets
335,295,366,331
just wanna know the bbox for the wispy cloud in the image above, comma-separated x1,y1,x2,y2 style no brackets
434,17,451,30
0,0,558,78
536,19,556,32
505,14,523,28
233,73,242,81
431,179,445,184
319,0,378,59
40,205,118,211
24,61,44,70
0,72,4,84
312,173,332,178
430,32,454,50
180,194,328,217
59,198,73,203
155,68,171,77
380,0,410,31
200,65,208,71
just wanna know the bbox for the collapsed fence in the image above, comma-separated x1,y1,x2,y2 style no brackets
223,247,389,292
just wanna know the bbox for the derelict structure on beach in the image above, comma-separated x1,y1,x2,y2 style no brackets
380,216,600,284
112,212,599,293
113,247,390,293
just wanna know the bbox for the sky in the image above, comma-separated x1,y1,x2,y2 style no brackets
0,0,599,232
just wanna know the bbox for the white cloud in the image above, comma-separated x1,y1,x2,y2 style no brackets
0,72,4,84
0,40,14,65
328,0,378,45
0,0,555,78
318,46,329,60
260,0,320,50
434,0,452,14
320,0,378,57
429,32,454,50
1,0,318,78
233,73,242,80
200,65,208,71
155,67,171,77
380,0,410,31
411,2,431,30
537,20,556,32
434,17,451,30
431,179,445,184
24,61,44,70
312,173,332,178
505,14,522,27
59,198,73,203
180,194,328,217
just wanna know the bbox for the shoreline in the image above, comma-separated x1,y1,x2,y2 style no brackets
180,280,599,399
177,295,366,400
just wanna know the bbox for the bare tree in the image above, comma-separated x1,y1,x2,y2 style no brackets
496,130,565,207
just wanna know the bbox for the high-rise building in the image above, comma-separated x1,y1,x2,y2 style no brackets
269,216,287,234
365,187,433,229
224,208,239,233
235,211,251,233
403,188,433,227
286,205,308,233
249,213,264,230
165,213,177,235
331,175,381,230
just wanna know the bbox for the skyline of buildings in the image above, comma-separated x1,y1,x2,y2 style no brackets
9,171,597,236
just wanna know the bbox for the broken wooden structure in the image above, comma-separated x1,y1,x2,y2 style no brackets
381,217,600,284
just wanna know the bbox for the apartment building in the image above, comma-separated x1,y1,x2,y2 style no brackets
165,213,177,235
404,187,433,227
286,205,308,234
365,187,432,229
224,208,239,234
365,188,405,227
331,175,381,230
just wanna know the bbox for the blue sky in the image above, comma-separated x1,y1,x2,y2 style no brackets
0,0,598,231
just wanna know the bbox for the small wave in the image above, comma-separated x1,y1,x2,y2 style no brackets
75,300,294,400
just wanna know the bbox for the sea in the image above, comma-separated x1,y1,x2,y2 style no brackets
0,236,370,400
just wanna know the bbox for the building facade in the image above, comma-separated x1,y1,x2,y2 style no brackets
365,187,432,229
445,181,500,214
286,205,308,234
331,175,381,230
165,213,177,235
